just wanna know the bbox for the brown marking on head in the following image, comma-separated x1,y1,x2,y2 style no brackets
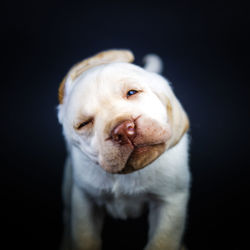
58,49,134,104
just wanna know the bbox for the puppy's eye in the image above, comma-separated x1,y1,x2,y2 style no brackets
127,90,138,97
77,119,93,130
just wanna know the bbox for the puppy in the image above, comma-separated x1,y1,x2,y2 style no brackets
57,50,190,250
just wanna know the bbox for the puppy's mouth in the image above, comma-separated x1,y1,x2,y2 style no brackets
100,139,166,175
117,142,166,174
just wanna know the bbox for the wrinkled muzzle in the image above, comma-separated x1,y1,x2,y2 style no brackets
98,116,171,174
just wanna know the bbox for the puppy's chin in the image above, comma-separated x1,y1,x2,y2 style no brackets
101,143,166,174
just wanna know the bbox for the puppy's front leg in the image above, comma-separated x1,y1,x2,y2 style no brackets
71,184,104,250
145,191,189,250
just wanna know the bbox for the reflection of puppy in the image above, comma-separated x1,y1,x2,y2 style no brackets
58,50,190,250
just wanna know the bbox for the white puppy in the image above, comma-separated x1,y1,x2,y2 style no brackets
58,50,190,250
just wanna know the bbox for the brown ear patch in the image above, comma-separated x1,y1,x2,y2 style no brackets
166,98,189,148
58,49,134,104
58,77,67,104
166,98,173,126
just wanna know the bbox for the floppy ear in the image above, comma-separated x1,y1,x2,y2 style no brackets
166,95,190,148
58,49,134,104
146,73,189,148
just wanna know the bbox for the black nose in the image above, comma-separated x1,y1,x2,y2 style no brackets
111,120,136,145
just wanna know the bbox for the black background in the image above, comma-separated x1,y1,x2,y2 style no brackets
3,1,250,250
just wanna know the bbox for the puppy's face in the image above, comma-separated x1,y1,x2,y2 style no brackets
58,50,189,174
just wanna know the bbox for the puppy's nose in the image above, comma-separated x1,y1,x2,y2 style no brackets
111,120,136,145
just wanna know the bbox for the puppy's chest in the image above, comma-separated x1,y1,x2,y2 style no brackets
80,166,155,195
83,177,151,219
96,191,148,219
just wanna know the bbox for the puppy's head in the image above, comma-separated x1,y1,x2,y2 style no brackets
58,50,189,174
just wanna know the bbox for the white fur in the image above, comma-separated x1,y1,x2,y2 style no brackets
58,52,190,250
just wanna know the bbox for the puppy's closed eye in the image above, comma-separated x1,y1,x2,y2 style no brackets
76,118,93,130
